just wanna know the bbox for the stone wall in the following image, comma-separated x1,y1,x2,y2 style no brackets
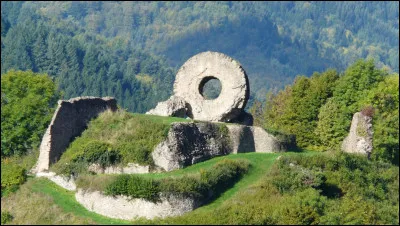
226,124,284,154
34,97,117,173
75,190,199,220
342,112,373,157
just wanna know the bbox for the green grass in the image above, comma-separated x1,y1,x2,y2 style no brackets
29,177,132,224
2,151,329,225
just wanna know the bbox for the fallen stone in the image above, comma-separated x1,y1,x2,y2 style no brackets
146,95,188,118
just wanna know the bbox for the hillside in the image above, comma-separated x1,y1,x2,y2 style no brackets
2,149,398,224
1,1,398,105
1,2,399,224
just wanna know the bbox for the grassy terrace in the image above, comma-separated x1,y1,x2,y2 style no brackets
1,151,317,225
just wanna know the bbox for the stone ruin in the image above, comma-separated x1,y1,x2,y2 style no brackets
342,111,373,157
33,97,117,173
146,51,252,124
33,51,287,220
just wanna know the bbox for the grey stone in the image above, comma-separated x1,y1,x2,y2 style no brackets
146,95,188,118
152,122,286,172
75,190,200,220
152,122,232,172
226,124,284,154
88,163,157,174
33,96,117,173
341,112,373,157
173,51,250,122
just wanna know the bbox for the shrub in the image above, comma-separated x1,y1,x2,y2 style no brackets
52,140,121,176
361,105,375,117
104,175,160,202
1,211,13,224
78,141,121,168
104,159,250,202
1,70,60,156
1,161,26,196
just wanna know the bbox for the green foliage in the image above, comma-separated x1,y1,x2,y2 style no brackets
1,211,13,224
360,75,399,165
143,152,398,225
1,70,60,157
314,98,349,150
261,59,398,163
103,159,250,202
263,69,339,149
51,139,121,176
105,175,160,202
1,2,398,107
1,160,26,197
275,188,327,225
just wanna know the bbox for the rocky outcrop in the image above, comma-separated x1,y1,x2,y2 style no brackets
152,122,232,172
342,112,373,157
146,95,188,118
33,97,117,173
152,122,285,172
75,190,199,220
173,51,250,122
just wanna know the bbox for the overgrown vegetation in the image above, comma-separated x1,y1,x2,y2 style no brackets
77,159,250,203
254,59,399,165
144,152,398,225
1,211,13,224
1,162,26,197
51,110,189,175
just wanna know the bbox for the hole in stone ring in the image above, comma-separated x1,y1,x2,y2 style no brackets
199,76,222,100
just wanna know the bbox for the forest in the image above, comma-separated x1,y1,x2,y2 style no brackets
1,1,399,105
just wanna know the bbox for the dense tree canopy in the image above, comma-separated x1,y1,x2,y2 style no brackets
1,70,60,156
258,60,399,165
1,1,398,101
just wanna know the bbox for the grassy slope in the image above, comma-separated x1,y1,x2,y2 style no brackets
1,151,317,225
1,112,319,224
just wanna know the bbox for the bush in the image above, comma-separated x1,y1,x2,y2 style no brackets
52,140,121,176
104,159,250,202
1,70,60,156
361,105,375,117
1,161,26,197
1,211,13,224
78,141,121,167
270,159,326,194
105,175,160,202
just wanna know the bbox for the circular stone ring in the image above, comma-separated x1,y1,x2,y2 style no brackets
173,51,249,122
